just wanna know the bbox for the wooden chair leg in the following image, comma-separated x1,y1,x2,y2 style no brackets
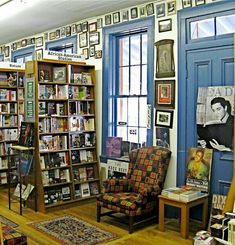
97,205,101,222
129,216,134,234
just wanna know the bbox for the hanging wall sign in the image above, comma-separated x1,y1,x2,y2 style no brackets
0,62,25,70
43,50,85,62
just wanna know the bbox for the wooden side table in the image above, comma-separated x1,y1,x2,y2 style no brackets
158,194,209,239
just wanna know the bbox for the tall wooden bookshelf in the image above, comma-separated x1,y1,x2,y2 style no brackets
0,62,25,186
25,59,100,212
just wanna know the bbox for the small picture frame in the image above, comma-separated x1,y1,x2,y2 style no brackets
89,22,97,33
122,10,129,22
130,7,138,19
97,18,103,29
66,26,71,36
113,12,120,24
146,3,154,16
158,19,172,32
13,43,17,50
155,109,174,128
155,39,175,78
4,46,9,57
182,0,192,8
155,80,175,109
36,49,43,61
79,32,88,48
76,24,82,33
195,0,205,6
89,45,95,57
35,37,43,48
95,50,102,59
89,32,100,46
105,14,112,25
139,6,146,18
49,32,56,40
82,22,88,32
156,3,165,18
71,24,76,34
21,39,27,47
61,27,66,37
30,38,35,45
83,48,89,60
56,29,61,39
167,1,176,15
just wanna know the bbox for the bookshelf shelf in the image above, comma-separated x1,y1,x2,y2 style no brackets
26,60,100,212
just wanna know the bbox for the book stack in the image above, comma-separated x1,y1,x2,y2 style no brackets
193,230,214,245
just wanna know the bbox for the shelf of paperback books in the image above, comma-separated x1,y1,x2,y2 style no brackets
25,59,100,212
0,63,25,186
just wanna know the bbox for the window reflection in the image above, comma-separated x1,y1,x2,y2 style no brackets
191,18,215,39
217,14,235,35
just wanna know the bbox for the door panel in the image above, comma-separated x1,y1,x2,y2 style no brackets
186,46,234,195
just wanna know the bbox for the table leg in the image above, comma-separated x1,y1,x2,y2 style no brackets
181,205,189,239
159,199,165,232
202,199,208,229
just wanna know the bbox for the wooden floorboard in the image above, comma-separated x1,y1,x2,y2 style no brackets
0,189,200,244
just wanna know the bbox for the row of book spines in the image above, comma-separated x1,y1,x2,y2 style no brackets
39,118,68,133
0,115,18,127
0,128,18,141
39,135,67,151
0,103,17,114
39,84,68,100
0,90,16,101
68,86,93,100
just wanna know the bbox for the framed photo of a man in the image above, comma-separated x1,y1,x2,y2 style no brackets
155,109,173,128
155,39,175,78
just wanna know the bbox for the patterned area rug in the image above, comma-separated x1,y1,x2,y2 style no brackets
0,215,18,228
29,215,118,245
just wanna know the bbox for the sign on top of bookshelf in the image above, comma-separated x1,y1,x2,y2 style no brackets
0,62,25,70
43,50,85,62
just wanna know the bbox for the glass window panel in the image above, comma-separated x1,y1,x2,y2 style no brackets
190,18,215,40
139,97,147,127
16,57,24,64
216,14,235,35
119,37,129,66
128,127,138,143
139,127,147,146
142,34,147,64
117,126,127,141
128,97,138,126
117,98,127,125
141,65,147,95
130,66,140,95
25,55,32,62
130,35,140,65
119,67,129,95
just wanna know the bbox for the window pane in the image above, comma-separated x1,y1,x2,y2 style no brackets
128,97,138,126
117,98,127,125
139,97,147,127
142,34,147,64
128,127,138,143
217,14,235,35
130,35,140,65
16,57,24,64
119,67,129,95
117,126,127,140
130,66,140,95
141,65,147,95
190,18,215,40
139,127,147,146
25,55,32,62
119,37,129,66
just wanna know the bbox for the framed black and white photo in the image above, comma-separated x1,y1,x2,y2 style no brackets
76,24,82,33
167,1,176,15
146,3,154,16
155,110,173,128
182,0,192,8
71,24,76,34
66,26,71,36
82,21,88,32
89,22,97,33
131,7,138,19
4,46,9,57
158,19,172,32
89,32,100,46
105,14,112,25
21,39,27,47
36,49,43,60
13,43,17,50
61,27,66,37
122,10,129,22
97,18,103,29
55,29,60,39
113,12,120,24
95,50,102,59
35,37,43,48
156,3,165,18
89,45,95,57
139,6,146,18
30,38,35,44
79,32,88,48
83,48,89,60
195,0,205,6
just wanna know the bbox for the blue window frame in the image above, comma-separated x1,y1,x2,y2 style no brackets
12,46,34,63
46,36,77,53
101,17,154,156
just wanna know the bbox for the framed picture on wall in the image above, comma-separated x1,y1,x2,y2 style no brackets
155,80,175,109
82,48,89,60
195,0,205,6
4,46,9,57
76,24,82,33
79,32,88,48
105,14,112,25
130,7,138,19
36,49,43,60
97,18,103,29
156,3,165,18
56,29,60,39
95,50,102,59
89,22,97,33
182,0,192,8
155,110,174,128
146,3,154,16
35,37,43,48
113,12,120,24
158,19,172,32
122,10,129,22
89,32,100,46
82,22,88,32
49,32,56,40
89,45,95,57
167,1,176,15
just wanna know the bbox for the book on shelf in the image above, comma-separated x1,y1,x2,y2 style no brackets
79,167,87,182
81,72,92,85
84,118,95,131
39,69,50,83
72,73,82,84
22,183,34,200
89,182,99,195
7,72,17,87
0,172,7,184
80,149,87,162
73,169,80,182
62,186,71,200
18,88,24,100
86,166,94,180
39,102,47,115
74,186,81,198
57,85,68,99
121,141,130,157
53,67,66,83
106,136,122,158
81,183,90,197
16,153,33,176
71,150,80,164
18,122,34,147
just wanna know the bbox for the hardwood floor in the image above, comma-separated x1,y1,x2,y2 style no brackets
0,189,199,244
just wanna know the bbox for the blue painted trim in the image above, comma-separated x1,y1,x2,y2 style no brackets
177,0,235,186
45,36,77,53
0,54,4,61
12,46,35,62
102,17,154,156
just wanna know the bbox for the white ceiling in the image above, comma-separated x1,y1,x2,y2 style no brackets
0,0,152,45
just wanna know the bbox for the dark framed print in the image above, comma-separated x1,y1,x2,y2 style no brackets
82,22,88,32
167,1,176,15
56,29,61,39
95,50,102,59
76,23,82,33
89,32,100,46
13,43,17,50
71,24,76,34
35,37,43,48
155,109,173,128
66,26,71,36
113,12,120,24
139,6,146,18
61,27,66,37
158,19,172,32
182,0,192,8
30,38,35,44
155,39,175,78
105,14,112,25
21,39,27,47
122,10,129,22
146,3,154,16
155,80,175,109
89,45,95,57
130,7,138,19
4,46,9,57
36,49,43,60
156,3,165,18
97,18,103,29
49,31,56,40
89,22,97,33
195,0,205,6
79,32,88,48
82,48,89,60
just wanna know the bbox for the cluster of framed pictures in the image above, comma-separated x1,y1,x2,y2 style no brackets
182,0,206,8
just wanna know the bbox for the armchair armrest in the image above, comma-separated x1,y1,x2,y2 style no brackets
103,178,129,193
137,185,162,198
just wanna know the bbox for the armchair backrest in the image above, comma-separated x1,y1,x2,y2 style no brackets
127,147,171,193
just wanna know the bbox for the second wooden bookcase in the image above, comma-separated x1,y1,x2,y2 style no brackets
25,59,100,212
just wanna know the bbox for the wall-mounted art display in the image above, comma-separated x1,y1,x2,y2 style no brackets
89,32,100,46
155,39,175,78
79,32,88,48
36,49,43,60
61,27,66,37
130,7,138,19
146,3,154,16
158,19,172,32
155,80,175,109
89,46,95,57
89,22,97,33
105,14,112,25
66,26,71,36
195,0,205,6
82,22,88,32
49,32,56,40
71,24,76,34
156,127,170,148
156,3,165,18
122,10,129,22
4,46,9,57
21,39,27,47
167,1,176,15
113,12,120,24
95,50,102,59
97,18,103,29
35,37,43,48
139,6,146,18
155,109,173,128
82,48,89,59
182,0,192,8
55,29,60,39
76,24,82,33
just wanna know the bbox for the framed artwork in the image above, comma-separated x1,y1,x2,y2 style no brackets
49,32,56,40
158,19,172,32
146,3,154,16
122,10,129,22
56,29,60,39
182,0,192,8
76,24,82,33
82,48,89,60
66,26,71,36
155,39,175,78
30,38,35,44
97,18,103,29
4,46,9,57
167,1,176,15
156,3,165,18
139,6,146,18
89,45,95,57
82,22,88,32
35,37,43,48
89,22,97,33
155,80,175,109
21,39,27,47
44,33,48,41
71,24,76,34
195,0,205,6
79,32,88,48
61,27,66,37
130,7,138,19
13,43,17,50
17,41,21,49
155,110,174,128
95,50,102,59
36,49,43,60
113,12,120,24
89,32,100,46
105,14,112,25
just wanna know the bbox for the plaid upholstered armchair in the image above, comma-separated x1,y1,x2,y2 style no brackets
97,147,171,233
